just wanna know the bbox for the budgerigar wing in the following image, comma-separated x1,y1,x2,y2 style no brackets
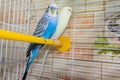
26,17,48,57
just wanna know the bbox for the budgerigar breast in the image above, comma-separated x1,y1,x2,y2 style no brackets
42,16,58,38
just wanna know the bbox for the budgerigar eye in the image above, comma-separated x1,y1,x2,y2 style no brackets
68,9,71,11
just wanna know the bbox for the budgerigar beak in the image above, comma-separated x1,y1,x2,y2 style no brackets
51,8,55,14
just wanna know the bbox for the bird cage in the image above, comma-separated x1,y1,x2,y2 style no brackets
0,0,120,80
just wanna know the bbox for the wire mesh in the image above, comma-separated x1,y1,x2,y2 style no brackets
0,0,120,80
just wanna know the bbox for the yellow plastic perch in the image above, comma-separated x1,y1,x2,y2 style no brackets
0,29,70,52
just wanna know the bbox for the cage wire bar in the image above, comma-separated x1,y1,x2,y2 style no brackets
0,0,120,80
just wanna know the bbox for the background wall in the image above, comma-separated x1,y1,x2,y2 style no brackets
0,0,120,80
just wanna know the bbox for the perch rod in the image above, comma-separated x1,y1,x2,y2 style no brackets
0,30,70,52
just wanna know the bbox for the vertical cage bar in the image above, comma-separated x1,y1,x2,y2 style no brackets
0,0,7,71
19,0,24,79
2,0,7,79
71,0,76,80
27,0,31,34
22,0,27,79
0,0,1,62
16,0,20,79
7,0,12,80
12,0,16,79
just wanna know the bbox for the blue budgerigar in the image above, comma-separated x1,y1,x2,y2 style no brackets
22,4,58,80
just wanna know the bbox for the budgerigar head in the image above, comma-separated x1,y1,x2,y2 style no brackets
45,4,58,18
61,7,72,16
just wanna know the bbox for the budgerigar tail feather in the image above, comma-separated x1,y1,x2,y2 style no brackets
22,71,28,80
22,62,31,80
26,44,44,57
